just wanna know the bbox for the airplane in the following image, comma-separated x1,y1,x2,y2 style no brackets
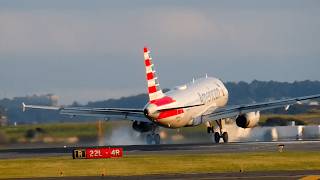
22,47,320,144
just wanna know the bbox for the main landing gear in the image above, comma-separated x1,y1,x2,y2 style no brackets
146,133,160,145
207,120,229,143
214,131,228,143
146,125,160,145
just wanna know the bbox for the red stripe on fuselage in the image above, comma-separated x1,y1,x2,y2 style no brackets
150,96,175,106
149,96,183,120
158,109,184,119
150,96,184,120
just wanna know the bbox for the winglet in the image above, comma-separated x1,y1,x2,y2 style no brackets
22,102,26,112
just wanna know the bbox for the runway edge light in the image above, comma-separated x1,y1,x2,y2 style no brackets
72,147,123,159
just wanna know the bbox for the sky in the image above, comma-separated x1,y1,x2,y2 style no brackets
0,0,319,104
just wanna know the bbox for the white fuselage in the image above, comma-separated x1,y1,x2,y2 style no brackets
144,77,228,128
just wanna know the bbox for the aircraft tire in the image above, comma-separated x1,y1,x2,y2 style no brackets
146,134,153,145
207,126,214,134
154,134,160,144
214,132,220,143
207,127,212,134
222,132,228,143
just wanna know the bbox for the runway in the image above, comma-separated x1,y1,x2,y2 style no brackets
0,140,320,159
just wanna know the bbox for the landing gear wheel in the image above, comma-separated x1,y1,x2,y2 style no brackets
154,134,160,145
222,132,228,143
146,134,161,145
146,134,153,145
207,126,214,134
214,132,220,143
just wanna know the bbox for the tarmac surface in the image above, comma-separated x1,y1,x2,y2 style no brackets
0,140,320,159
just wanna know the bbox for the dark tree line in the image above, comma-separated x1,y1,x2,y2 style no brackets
225,80,320,105
0,80,319,124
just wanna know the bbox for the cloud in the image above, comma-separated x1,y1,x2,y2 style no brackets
0,6,319,60
0,2,319,103
0,10,107,56
0,7,219,60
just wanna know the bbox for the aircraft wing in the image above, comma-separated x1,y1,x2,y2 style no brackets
202,94,320,121
22,103,149,122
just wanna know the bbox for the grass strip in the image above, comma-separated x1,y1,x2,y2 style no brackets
0,151,319,178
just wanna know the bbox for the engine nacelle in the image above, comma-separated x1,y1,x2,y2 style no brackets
236,111,260,128
132,121,153,133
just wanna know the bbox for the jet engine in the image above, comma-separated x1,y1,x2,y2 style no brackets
236,111,260,128
132,121,153,133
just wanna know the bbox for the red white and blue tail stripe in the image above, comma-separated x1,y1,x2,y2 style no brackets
144,47,165,102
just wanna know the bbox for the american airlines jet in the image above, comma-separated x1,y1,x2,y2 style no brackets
23,47,320,144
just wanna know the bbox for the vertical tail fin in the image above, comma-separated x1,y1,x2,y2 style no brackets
144,47,165,102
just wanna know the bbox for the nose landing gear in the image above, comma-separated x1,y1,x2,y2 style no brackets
146,125,160,145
